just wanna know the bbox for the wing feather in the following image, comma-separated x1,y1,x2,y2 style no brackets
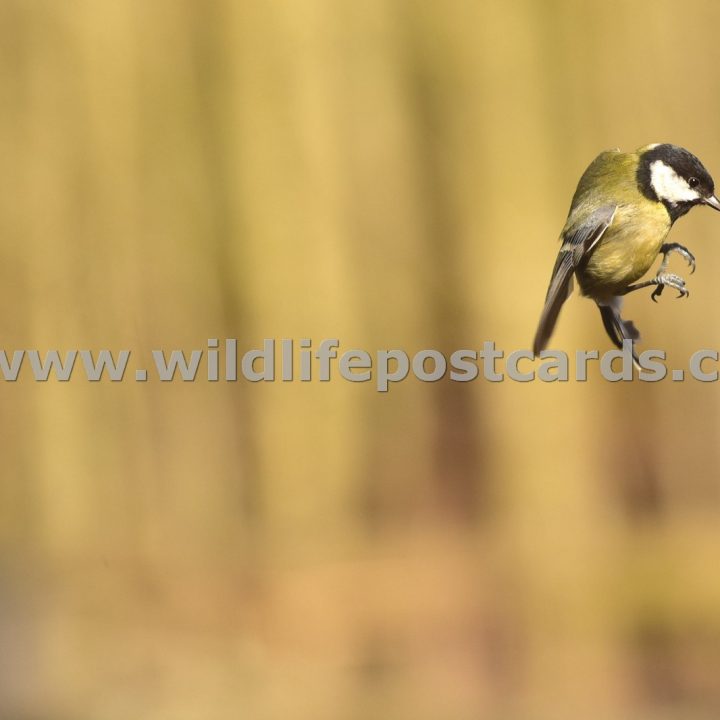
533,205,617,355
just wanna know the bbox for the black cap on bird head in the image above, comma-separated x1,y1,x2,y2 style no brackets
637,143,720,221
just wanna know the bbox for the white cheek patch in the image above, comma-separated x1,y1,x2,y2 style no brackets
650,160,700,203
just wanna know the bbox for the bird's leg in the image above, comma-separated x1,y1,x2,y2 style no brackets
622,273,689,302
651,243,695,299
622,243,695,302
657,242,695,275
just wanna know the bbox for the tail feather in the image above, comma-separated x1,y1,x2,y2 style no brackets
533,252,574,355
597,298,641,366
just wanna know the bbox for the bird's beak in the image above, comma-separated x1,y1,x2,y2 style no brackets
704,194,720,211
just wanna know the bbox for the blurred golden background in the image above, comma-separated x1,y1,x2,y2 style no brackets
2,0,720,718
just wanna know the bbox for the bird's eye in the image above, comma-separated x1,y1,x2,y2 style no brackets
689,177,700,188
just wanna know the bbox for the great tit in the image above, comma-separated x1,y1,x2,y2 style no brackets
533,143,720,360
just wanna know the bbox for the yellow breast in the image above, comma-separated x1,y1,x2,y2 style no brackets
577,203,671,300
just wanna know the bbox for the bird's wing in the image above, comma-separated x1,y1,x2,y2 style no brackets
532,204,617,355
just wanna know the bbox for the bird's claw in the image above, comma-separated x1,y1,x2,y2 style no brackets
660,242,696,275
651,272,689,302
